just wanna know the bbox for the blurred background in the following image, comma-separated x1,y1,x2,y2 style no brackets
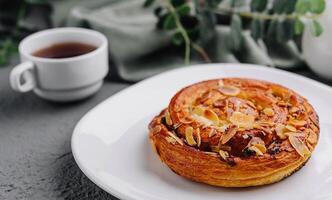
1,0,331,82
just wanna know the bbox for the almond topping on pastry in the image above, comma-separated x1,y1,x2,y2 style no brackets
248,146,264,156
289,119,307,127
307,129,318,144
213,124,229,133
253,143,267,154
178,116,193,124
288,134,311,157
196,128,201,147
167,131,183,145
191,106,220,126
221,125,237,144
192,106,204,116
165,110,173,126
263,107,274,116
285,125,297,132
275,124,287,139
289,107,300,113
248,137,265,146
208,129,216,137
229,111,255,129
185,126,197,146
220,145,232,152
219,150,229,160
203,109,220,125
166,136,177,144
218,85,240,96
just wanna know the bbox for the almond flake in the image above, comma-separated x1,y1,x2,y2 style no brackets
208,129,216,137
218,85,240,96
192,106,205,116
185,126,197,146
248,146,264,156
229,111,255,129
288,134,311,157
204,152,218,156
276,124,287,139
166,136,176,144
165,110,173,126
285,125,296,132
289,107,300,113
214,124,228,132
167,131,184,145
289,119,307,127
253,143,266,153
203,109,220,125
219,150,229,160
221,125,237,144
220,145,232,151
196,128,201,147
242,134,249,139
247,137,265,147
192,114,214,126
263,108,274,117
307,129,318,144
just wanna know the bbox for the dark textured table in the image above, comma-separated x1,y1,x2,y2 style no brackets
0,59,331,200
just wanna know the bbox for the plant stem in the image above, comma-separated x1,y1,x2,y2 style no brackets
214,8,321,21
191,42,211,63
163,0,191,65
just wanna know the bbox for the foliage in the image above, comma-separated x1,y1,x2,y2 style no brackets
144,0,326,64
0,0,50,65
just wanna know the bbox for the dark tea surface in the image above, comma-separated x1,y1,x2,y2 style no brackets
33,42,97,59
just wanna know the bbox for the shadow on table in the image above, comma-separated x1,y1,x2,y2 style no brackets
54,152,119,200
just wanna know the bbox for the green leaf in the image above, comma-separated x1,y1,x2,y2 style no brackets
172,32,184,45
250,0,267,12
277,20,295,42
176,4,191,16
251,19,264,40
0,39,17,66
309,0,325,14
295,19,305,35
296,0,310,14
229,14,243,51
273,0,296,14
143,0,155,7
163,14,176,30
311,20,323,36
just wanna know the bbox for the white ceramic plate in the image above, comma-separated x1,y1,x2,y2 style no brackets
72,64,332,200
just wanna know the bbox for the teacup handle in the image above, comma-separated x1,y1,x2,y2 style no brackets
10,61,36,92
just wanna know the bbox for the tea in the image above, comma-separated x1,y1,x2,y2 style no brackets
33,42,97,59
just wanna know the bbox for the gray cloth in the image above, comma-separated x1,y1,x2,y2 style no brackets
50,0,304,82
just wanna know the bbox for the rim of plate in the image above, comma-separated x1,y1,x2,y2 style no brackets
71,63,332,200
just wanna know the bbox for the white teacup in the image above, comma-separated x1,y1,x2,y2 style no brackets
10,27,109,102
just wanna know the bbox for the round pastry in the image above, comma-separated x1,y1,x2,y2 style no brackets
149,78,319,187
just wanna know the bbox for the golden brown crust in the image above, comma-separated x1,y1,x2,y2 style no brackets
149,78,319,187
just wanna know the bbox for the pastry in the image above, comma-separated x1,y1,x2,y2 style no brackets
149,78,319,187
